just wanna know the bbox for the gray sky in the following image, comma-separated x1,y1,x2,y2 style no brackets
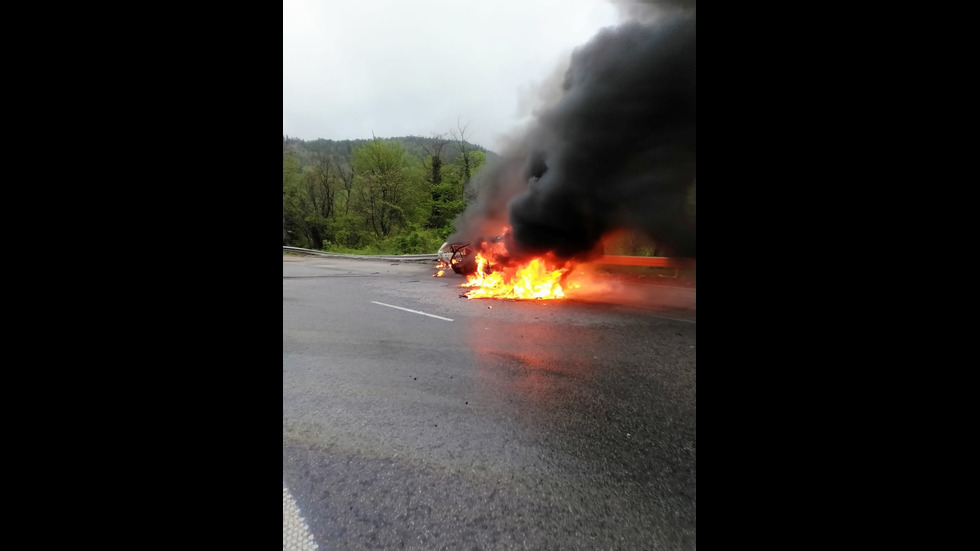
283,0,621,152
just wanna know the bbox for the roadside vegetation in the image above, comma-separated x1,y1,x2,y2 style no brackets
283,129,489,255
283,133,692,259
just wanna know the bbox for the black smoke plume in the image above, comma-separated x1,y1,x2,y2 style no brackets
451,9,696,261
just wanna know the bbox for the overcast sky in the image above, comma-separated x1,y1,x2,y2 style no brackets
283,0,621,152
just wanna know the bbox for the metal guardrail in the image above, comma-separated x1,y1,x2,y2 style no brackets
284,246,694,271
283,246,437,261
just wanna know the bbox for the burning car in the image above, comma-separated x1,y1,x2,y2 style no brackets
445,228,610,299
435,227,620,299
436,241,476,275
437,236,505,276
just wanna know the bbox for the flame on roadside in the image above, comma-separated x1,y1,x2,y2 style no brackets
462,252,575,300
453,228,646,300
433,260,447,277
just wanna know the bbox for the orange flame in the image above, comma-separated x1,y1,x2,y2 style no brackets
462,252,573,300
433,260,448,277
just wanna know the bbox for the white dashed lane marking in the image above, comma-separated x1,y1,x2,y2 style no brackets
371,301,454,321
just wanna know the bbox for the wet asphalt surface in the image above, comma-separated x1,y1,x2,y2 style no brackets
283,254,696,550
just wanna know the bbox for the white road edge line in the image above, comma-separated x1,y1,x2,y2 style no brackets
283,484,319,550
371,301,454,322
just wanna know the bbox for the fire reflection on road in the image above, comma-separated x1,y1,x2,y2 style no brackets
459,302,696,549
465,316,601,427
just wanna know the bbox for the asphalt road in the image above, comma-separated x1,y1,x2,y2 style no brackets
283,253,696,550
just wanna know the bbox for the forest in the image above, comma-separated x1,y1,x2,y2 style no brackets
283,133,495,254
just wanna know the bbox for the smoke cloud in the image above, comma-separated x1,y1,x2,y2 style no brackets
451,4,696,261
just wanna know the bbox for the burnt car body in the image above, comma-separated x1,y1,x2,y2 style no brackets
437,236,504,275
437,242,476,275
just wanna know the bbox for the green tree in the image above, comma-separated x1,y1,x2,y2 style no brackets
449,121,474,184
333,144,356,215
444,149,487,214
352,139,416,240
417,135,451,229
282,151,305,246
298,154,336,249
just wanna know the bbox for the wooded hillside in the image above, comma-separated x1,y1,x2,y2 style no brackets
283,134,497,254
